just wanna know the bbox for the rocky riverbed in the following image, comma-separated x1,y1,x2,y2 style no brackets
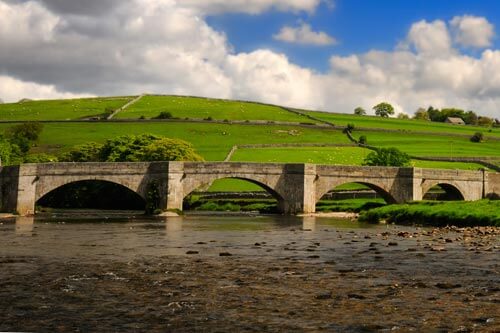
0,217,499,332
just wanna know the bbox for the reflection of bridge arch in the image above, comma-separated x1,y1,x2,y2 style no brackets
421,181,465,201
315,181,397,204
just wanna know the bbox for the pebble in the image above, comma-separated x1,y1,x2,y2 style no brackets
315,292,332,300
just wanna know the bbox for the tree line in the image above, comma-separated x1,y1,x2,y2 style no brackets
354,103,497,126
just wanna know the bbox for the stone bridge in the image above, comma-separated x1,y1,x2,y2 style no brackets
0,162,497,216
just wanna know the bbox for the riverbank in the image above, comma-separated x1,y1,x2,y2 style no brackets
359,199,500,227
0,217,498,332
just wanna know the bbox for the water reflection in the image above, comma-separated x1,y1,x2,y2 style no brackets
15,216,34,236
302,216,316,231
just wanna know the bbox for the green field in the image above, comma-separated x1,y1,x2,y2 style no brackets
0,122,348,161
359,130,499,157
0,95,497,169
116,95,315,123
303,110,500,139
231,146,368,164
0,97,132,121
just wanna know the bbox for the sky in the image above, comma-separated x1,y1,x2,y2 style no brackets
1,0,500,118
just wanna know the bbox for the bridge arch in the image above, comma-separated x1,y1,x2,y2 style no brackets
315,180,397,204
35,177,146,203
36,179,146,210
421,181,465,201
182,175,286,204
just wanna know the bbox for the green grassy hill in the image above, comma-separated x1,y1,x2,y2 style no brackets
0,94,498,172
0,97,133,121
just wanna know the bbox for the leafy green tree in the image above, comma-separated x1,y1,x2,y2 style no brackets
61,134,203,163
413,108,429,120
441,108,465,121
397,113,409,119
60,142,104,162
363,147,411,167
373,102,395,118
154,111,173,119
99,134,158,162
5,122,44,154
463,110,478,125
6,122,43,143
0,137,17,165
343,123,355,134
427,106,442,122
477,116,493,127
137,138,203,161
354,107,366,115
470,132,483,143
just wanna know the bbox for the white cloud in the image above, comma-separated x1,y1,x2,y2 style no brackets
0,1,499,119
450,15,494,48
225,50,323,108
406,20,452,56
0,75,91,102
179,0,322,15
273,23,336,46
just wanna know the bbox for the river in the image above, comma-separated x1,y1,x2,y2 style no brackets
1,213,499,332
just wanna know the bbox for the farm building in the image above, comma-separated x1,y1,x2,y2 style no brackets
445,117,465,125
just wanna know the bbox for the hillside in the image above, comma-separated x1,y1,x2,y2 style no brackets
0,95,498,171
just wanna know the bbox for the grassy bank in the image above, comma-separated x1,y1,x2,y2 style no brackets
359,200,500,227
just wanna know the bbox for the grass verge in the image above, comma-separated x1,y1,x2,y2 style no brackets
359,200,500,227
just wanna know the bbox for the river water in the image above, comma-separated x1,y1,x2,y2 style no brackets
0,213,499,332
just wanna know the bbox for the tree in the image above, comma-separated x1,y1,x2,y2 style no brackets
397,113,409,119
5,122,44,154
354,107,366,115
470,132,483,143
154,111,173,119
363,147,411,167
136,138,204,161
60,134,204,163
343,123,355,134
59,142,103,162
373,102,394,118
463,110,478,125
427,106,442,122
477,116,493,127
413,108,429,120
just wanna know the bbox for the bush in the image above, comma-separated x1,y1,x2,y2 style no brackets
358,135,367,145
154,111,173,119
61,134,204,162
363,147,411,167
59,142,103,162
470,132,483,143
343,123,355,134
24,153,58,163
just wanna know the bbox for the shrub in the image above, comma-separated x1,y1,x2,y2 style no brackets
363,147,411,167
358,135,367,145
343,123,355,134
470,132,483,143
154,111,173,119
24,153,58,163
